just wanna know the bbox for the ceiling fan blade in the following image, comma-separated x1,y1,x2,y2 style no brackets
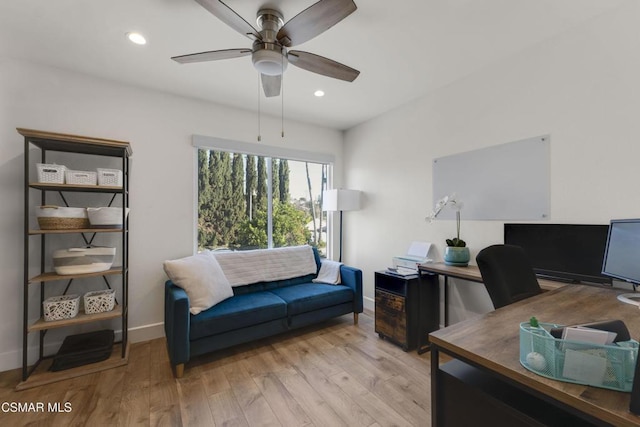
288,50,360,82
171,48,252,64
195,0,261,40
277,0,356,47
261,74,282,97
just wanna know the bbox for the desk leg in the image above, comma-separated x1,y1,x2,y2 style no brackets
431,344,440,427
417,272,440,354
444,276,449,327
417,272,430,354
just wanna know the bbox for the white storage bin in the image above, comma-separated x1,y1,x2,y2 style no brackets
65,170,97,185
43,295,80,321
83,289,116,314
36,163,67,184
36,205,89,230
87,207,130,228
53,246,116,275
97,168,123,187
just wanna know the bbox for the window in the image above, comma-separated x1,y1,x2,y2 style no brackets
196,147,330,256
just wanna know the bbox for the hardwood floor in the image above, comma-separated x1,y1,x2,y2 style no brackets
0,312,432,426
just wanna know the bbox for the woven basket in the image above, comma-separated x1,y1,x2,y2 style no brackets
43,295,80,321
36,206,89,230
37,217,90,230
83,289,116,314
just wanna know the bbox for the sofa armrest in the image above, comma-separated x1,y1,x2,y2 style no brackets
340,265,363,313
164,280,191,366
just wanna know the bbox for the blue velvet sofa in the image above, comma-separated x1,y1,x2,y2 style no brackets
164,248,363,377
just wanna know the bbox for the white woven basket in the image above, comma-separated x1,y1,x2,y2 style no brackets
65,170,97,185
83,289,116,314
97,168,123,187
36,163,67,184
43,294,80,321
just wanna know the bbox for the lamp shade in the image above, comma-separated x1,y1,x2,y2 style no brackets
322,189,361,212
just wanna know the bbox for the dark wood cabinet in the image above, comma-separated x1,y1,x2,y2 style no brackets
375,271,426,351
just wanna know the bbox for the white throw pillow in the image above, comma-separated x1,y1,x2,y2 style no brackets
312,260,342,285
163,252,233,315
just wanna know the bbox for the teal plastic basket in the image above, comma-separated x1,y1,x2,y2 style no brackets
519,322,639,392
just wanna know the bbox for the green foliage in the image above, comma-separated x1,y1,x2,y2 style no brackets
271,159,280,204
197,149,313,252
279,159,290,203
256,156,267,211
529,316,539,328
446,238,466,247
246,155,257,219
234,201,311,249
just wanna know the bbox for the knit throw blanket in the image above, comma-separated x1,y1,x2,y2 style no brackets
212,245,317,287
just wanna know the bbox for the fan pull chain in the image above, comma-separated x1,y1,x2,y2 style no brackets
257,74,261,142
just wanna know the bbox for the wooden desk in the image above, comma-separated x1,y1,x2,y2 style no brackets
418,262,564,326
429,285,640,426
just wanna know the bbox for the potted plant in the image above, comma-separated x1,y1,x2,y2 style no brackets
426,193,470,266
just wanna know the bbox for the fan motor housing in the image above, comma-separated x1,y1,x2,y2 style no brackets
252,41,288,76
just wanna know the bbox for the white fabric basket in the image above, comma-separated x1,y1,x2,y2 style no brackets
43,295,80,321
36,163,67,184
65,170,97,185
83,289,116,314
97,168,123,187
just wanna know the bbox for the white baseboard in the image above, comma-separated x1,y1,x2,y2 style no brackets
0,322,166,373
364,295,374,312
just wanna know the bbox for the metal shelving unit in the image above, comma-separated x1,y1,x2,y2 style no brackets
18,128,131,390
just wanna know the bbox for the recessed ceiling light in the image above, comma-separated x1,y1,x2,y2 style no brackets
314,90,325,97
126,32,147,45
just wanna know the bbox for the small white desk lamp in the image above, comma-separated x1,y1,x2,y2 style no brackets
322,189,361,262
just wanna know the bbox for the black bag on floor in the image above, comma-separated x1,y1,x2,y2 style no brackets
50,329,114,372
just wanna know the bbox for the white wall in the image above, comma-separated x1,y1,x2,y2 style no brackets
344,2,640,321
0,57,344,371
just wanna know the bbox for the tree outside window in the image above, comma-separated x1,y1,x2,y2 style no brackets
197,149,328,254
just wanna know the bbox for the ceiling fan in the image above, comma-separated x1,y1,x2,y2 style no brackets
172,0,360,97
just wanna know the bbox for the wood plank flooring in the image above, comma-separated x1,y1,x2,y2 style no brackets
0,311,433,426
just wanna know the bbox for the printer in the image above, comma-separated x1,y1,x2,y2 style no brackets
392,241,432,271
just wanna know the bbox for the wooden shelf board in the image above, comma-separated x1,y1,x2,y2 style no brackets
28,305,122,332
29,228,124,235
29,182,125,193
18,127,132,156
29,267,123,283
15,341,129,391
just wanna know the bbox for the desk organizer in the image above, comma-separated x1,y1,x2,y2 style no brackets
520,322,639,392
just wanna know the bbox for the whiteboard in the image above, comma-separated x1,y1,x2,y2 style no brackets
432,135,550,220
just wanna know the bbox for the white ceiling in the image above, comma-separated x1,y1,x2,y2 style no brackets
0,0,627,130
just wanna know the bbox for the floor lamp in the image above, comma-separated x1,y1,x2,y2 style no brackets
322,189,361,262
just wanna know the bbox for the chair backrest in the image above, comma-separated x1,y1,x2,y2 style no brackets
476,244,542,309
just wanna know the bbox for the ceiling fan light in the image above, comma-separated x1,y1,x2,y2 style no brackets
252,49,288,76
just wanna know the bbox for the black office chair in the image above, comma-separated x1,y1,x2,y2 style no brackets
476,244,542,309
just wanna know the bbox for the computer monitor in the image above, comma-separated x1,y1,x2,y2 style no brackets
602,219,640,285
504,223,611,284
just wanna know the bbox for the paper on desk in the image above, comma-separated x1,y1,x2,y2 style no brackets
561,327,616,346
407,241,431,258
562,348,608,385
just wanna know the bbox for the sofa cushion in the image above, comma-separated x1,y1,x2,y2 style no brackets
163,252,234,315
269,283,354,316
190,292,287,340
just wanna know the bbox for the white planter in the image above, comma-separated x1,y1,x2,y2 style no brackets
53,246,116,275
86,207,130,228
